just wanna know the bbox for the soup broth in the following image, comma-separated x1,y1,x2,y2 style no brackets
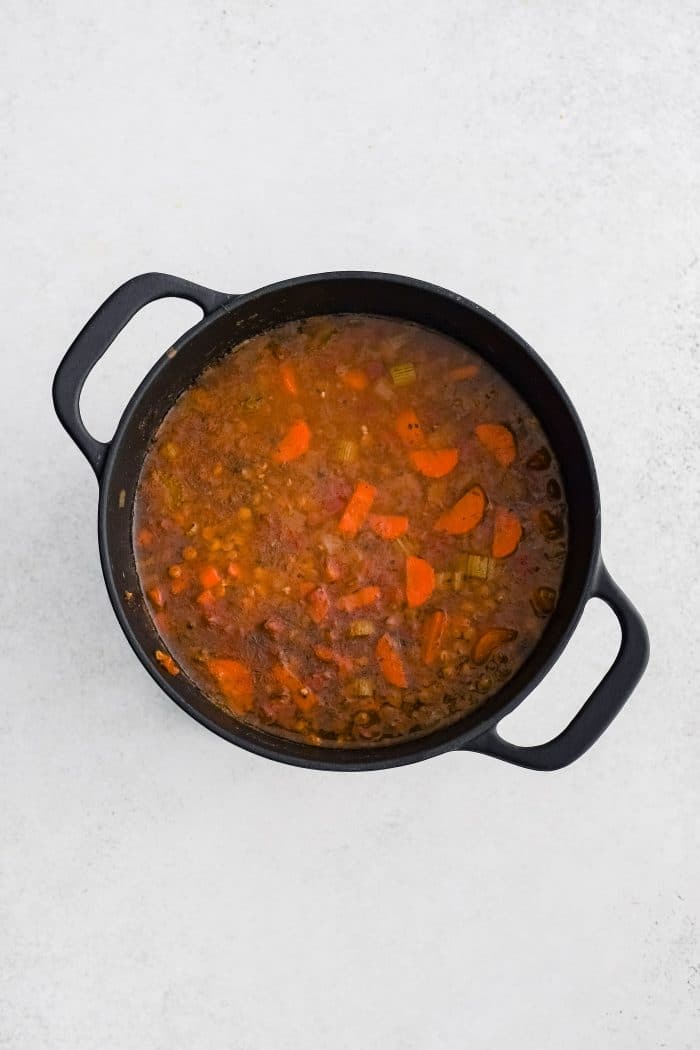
133,315,568,746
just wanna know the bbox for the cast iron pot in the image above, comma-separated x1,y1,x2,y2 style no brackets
53,271,649,772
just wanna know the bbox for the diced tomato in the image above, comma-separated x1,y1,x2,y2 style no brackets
199,565,222,589
306,585,330,624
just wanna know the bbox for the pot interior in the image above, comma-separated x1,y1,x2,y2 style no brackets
99,274,599,770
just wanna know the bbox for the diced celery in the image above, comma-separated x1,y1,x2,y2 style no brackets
458,553,491,580
336,439,359,464
349,620,375,637
393,535,414,556
352,678,374,697
390,362,416,386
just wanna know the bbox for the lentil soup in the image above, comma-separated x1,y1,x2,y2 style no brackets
133,315,568,746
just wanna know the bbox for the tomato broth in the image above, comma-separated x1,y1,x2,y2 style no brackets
133,315,568,746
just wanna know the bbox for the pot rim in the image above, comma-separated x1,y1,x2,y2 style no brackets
97,270,601,771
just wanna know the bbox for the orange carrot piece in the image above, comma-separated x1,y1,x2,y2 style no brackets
395,409,424,448
138,527,154,547
196,589,215,607
314,645,354,675
279,361,298,396
272,663,318,713
226,562,241,579
337,585,381,612
472,628,518,665
475,423,516,467
338,480,377,536
369,514,409,539
376,633,408,688
170,579,187,596
435,485,486,535
208,658,254,712
199,564,221,589
155,649,179,676
272,663,301,692
492,507,523,558
147,585,164,608
421,609,447,665
410,448,459,478
306,585,330,624
406,555,435,608
273,419,311,464
342,368,369,391
448,364,479,381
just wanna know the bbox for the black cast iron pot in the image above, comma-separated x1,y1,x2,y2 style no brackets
53,271,649,772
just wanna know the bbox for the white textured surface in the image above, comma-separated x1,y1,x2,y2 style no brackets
1,2,698,1047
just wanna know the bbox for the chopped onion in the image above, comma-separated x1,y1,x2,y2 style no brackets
320,533,342,553
373,378,395,401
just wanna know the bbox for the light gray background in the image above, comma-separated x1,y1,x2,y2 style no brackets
2,2,698,1047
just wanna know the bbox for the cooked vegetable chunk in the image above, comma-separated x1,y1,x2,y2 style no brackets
435,485,486,535
338,481,377,537
475,423,517,466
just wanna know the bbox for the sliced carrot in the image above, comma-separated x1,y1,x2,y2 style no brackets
448,364,479,381
492,507,522,559
395,409,424,448
197,589,215,607
337,585,381,612
273,419,311,464
475,423,516,467
410,448,459,478
208,658,254,713
406,555,435,608
226,562,241,579
338,480,377,537
435,485,486,535
155,649,179,676
376,633,408,688
314,645,354,675
272,663,302,692
306,585,330,624
147,585,164,608
342,368,369,391
472,628,518,665
421,610,447,666
199,564,221,589
369,514,409,539
272,663,318,713
279,361,298,396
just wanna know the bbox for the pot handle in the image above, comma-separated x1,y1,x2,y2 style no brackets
52,272,231,478
464,561,649,770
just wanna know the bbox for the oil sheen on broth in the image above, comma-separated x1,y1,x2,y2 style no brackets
133,315,568,747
